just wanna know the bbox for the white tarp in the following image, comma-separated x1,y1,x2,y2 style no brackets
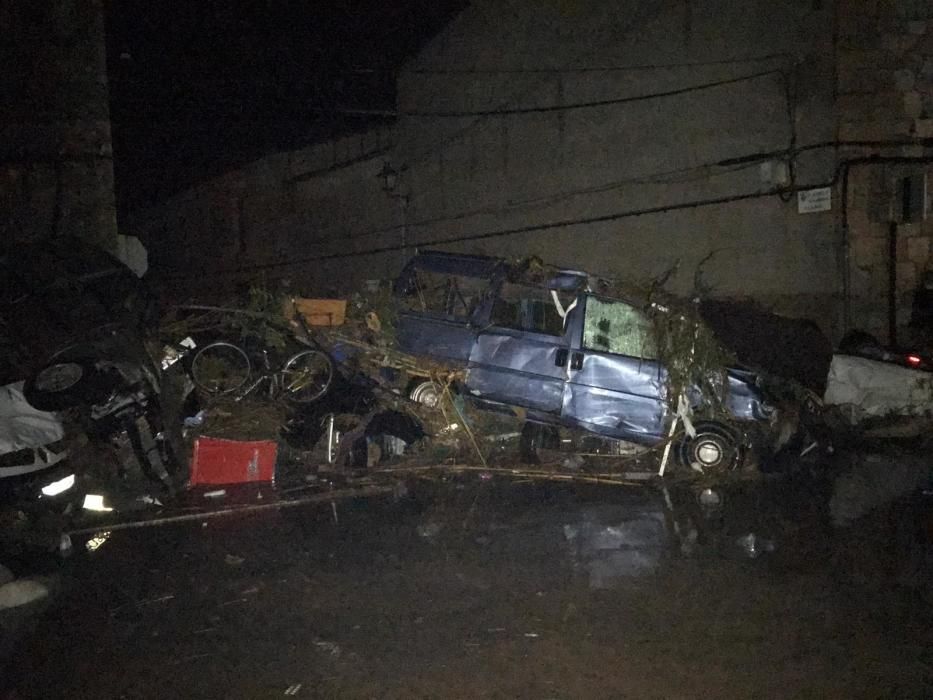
0,382,66,477
823,354,933,419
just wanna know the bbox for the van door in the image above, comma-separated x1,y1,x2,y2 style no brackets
395,267,491,363
561,294,668,443
465,282,571,413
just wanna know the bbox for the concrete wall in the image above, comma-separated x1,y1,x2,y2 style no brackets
133,0,844,332
132,0,933,345
837,0,933,342
390,0,838,328
0,0,117,251
129,127,398,299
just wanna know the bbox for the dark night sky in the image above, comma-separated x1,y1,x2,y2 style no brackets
105,1,465,210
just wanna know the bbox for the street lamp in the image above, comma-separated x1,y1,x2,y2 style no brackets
377,161,401,194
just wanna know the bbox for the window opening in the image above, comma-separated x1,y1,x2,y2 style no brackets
491,282,567,336
582,296,657,359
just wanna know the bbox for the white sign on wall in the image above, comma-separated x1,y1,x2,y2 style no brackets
797,187,832,214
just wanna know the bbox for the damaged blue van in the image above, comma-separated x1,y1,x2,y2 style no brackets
393,251,830,473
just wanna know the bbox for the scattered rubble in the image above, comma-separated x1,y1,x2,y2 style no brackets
4,245,933,552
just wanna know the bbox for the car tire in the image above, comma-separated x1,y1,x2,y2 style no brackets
23,357,112,411
674,421,743,474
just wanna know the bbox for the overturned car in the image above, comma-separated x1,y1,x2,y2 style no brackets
1,237,187,498
390,252,832,474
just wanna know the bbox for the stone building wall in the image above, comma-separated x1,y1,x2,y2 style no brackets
128,127,397,300
133,0,843,331
131,0,933,345
389,0,839,331
838,0,933,342
0,0,117,251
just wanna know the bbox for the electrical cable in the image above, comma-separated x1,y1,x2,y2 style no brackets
400,2,670,171
295,158,767,248
306,70,786,119
398,69,783,117
158,142,933,281
406,53,794,74
290,68,799,246
778,67,798,202
159,185,802,279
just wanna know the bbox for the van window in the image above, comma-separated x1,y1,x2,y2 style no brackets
491,283,566,336
400,269,487,319
582,296,657,359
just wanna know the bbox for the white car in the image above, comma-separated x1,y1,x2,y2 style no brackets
0,382,70,490
824,353,933,436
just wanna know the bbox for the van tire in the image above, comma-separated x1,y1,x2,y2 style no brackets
674,421,743,474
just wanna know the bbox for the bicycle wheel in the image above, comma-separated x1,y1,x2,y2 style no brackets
280,349,333,403
190,341,251,395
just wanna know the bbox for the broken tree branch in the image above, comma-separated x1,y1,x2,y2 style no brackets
373,463,655,486
67,485,394,536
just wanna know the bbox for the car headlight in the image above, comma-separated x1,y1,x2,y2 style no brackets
82,493,113,512
41,472,75,497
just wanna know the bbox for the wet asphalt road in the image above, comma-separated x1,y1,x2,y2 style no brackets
2,465,932,699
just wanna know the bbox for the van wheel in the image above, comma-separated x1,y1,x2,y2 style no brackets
409,380,441,407
675,422,743,474
520,423,560,464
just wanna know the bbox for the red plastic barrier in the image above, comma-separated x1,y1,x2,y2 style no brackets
189,437,277,486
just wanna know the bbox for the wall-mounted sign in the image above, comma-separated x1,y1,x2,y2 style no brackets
797,187,832,213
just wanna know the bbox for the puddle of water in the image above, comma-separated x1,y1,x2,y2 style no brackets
563,504,668,588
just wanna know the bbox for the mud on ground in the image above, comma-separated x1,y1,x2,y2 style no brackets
2,462,933,699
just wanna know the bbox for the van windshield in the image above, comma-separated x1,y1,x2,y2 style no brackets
582,296,657,360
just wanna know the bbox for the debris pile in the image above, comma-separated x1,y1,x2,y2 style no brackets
195,397,289,442
160,254,836,491
13,243,932,549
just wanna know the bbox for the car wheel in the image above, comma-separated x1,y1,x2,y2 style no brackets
35,362,84,393
23,358,109,411
675,421,743,474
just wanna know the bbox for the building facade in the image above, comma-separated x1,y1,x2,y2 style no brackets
0,0,117,251
131,0,933,343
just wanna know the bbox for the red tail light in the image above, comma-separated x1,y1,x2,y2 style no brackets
907,354,922,366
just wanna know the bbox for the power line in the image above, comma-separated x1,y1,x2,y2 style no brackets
400,2,670,170
160,141,933,281
317,69,783,118
160,184,800,280
150,137,933,255
163,157,774,255
296,157,769,248
406,53,794,74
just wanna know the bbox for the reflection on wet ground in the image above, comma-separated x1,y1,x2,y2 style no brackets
562,502,668,587
2,457,932,698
